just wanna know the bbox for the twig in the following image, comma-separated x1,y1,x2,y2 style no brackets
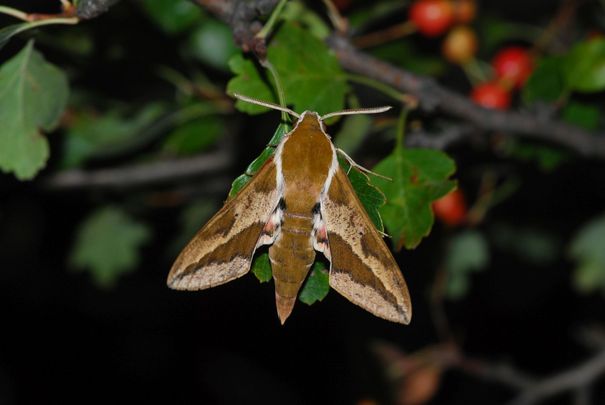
406,124,474,150
506,347,605,405
192,0,279,54
43,152,232,190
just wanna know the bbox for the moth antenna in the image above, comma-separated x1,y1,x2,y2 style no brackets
337,148,392,181
321,106,392,121
232,93,301,119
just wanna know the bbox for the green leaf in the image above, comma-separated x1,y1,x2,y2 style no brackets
62,103,165,168
569,214,605,294
281,0,330,40
563,38,605,93
334,114,372,154
373,148,457,250
562,101,600,130
445,231,489,299
70,207,151,287
0,41,69,180
268,23,347,115
522,57,566,104
340,158,386,232
188,20,239,71
299,262,330,305
162,116,223,156
228,123,291,198
252,253,273,283
227,22,348,115
227,54,276,115
141,0,203,34
477,16,539,52
0,23,32,50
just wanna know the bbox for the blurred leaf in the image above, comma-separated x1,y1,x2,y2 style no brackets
252,253,273,283
70,207,151,287
562,101,600,130
162,116,223,156
569,214,605,294
445,231,489,299
229,123,291,198
299,262,330,305
373,148,457,250
563,38,605,93
228,22,348,115
0,23,34,50
62,103,165,168
524,39,605,103
334,113,372,154
522,57,566,104
141,0,203,34
188,20,239,71
0,41,68,180
477,16,538,52
281,0,331,39
227,54,276,115
506,140,569,172
490,223,559,265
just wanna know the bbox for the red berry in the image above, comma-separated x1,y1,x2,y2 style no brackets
433,189,467,226
442,25,478,64
491,47,534,89
470,82,511,110
409,0,455,37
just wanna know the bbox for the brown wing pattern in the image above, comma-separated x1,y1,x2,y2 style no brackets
321,168,412,324
167,159,280,291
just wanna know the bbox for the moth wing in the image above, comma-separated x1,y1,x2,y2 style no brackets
168,158,280,290
321,168,412,324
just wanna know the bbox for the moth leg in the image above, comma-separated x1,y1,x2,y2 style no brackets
336,148,391,181
257,198,284,247
312,202,331,260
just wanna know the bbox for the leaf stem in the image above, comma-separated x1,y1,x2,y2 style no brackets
395,107,409,150
261,59,290,122
256,0,288,40
347,73,406,103
0,6,29,21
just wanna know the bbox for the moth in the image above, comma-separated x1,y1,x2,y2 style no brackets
167,94,411,325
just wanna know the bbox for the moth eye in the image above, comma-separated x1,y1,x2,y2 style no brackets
279,198,286,210
311,203,320,215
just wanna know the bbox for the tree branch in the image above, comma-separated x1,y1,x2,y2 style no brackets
193,0,605,159
43,152,232,190
327,36,605,158
506,347,605,405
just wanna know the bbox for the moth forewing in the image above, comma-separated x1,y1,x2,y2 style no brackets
320,167,412,324
167,158,281,291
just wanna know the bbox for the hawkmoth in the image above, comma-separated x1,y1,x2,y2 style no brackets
167,94,411,325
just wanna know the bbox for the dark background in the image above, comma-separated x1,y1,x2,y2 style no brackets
1,1,605,404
